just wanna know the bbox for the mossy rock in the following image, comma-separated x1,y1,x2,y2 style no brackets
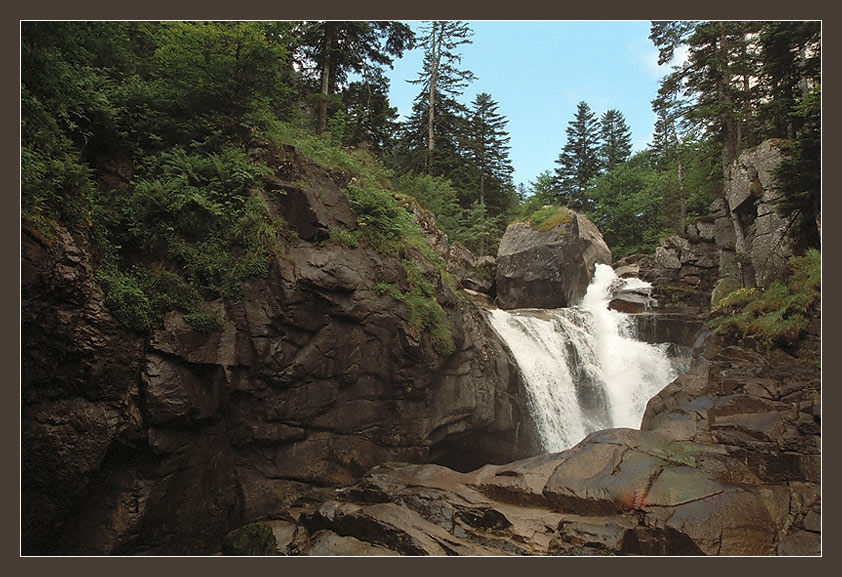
711,277,742,308
222,522,278,556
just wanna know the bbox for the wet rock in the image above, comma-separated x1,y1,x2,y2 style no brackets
269,329,820,556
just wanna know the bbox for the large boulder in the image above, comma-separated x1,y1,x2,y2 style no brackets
495,210,611,310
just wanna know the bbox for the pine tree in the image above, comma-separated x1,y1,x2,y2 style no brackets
408,20,476,172
340,79,400,151
653,21,764,181
758,22,821,140
774,85,821,250
650,77,692,234
599,109,633,171
650,20,821,250
554,101,601,210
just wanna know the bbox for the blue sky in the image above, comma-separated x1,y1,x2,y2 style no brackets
385,20,674,189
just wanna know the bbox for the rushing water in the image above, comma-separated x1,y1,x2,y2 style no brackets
486,264,682,453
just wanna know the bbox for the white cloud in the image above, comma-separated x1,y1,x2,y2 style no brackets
640,43,690,80
641,47,663,79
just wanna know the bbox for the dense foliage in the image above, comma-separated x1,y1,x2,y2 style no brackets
21,20,820,338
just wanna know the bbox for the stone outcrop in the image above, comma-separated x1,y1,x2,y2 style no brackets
20,146,540,555
718,139,798,290
446,242,496,295
262,330,820,556
613,228,718,350
496,211,612,310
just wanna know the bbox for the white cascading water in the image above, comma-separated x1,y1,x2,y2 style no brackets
486,263,679,453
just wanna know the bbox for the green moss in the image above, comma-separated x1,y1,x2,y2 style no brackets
222,523,277,556
528,205,572,232
710,277,743,307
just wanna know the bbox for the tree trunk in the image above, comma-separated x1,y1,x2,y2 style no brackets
677,149,686,235
426,22,440,172
718,23,737,185
317,23,335,135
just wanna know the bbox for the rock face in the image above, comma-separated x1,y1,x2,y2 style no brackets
20,147,540,555
720,139,797,290
270,331,820,556
496,211,612,310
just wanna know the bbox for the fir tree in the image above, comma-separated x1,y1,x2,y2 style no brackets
599,109,633,171
554,101,601,210
408,20,476,172
758,21,821,140
295,21,414,134
462,92,514,214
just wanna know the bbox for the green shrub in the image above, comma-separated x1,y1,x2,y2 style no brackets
98,269,153,332
405,291,455,356
373,273,455,356
708,249,820,347
142,267,204,316
345,180,415,254
327,226,360,248
183,308,224,333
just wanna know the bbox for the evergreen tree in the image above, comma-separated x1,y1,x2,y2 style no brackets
295,21,414,134
529,171,559,206
457,201,502,257
758,21,821,140
462,92,514,213
650,20,821,251
588,150,666,257
651,83,690,233
396,89,470,178
599,109,633,171
774,85,821,250
554,101,601,210
340,79,400,151
650,107,674,170
652,21,765,181
408,20,476,172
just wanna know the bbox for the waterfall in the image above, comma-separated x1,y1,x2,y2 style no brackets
486,264,681,453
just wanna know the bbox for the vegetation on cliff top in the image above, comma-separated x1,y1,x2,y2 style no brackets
21,21,457,347
21,21,820,339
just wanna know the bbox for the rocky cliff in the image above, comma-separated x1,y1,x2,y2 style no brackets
20,140,820,556
20,147,540,555
712,139,802,294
